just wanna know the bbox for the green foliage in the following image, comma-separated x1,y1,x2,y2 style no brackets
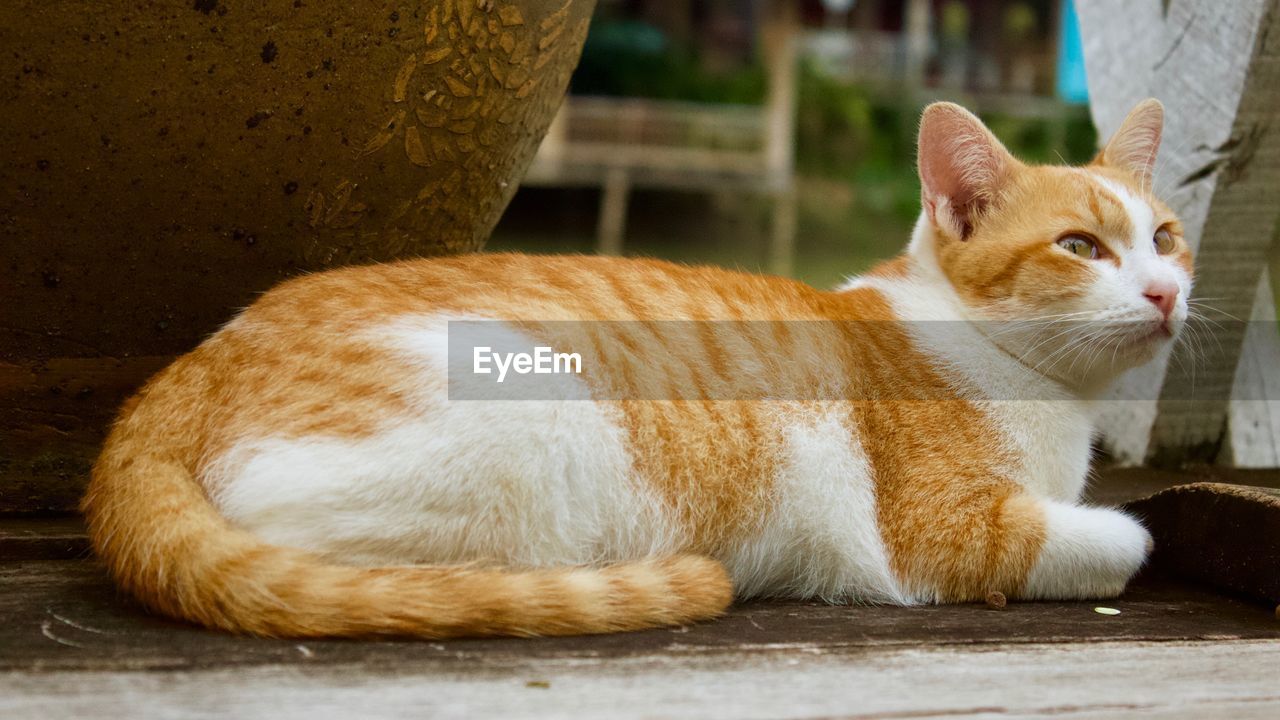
571,19,766,104
794,61,922,252
796,62,1098,173
983,113,1098,165
790,63,1099,285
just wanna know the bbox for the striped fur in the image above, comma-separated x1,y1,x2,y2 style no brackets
83,100,1190,637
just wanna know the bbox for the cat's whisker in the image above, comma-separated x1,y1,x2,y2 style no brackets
1070,326,1126,377
1184,312,1226,357
1184,319,1227,356
982,310,1099,329
985,318,1092,341
1186,299,1244,323
1079,332,1122,379
1016,323,1093,367
1024,322,1109,376
1186,321,1218,367
1064,333,1101,377
1109,333,1129,372
1178,337,1205,378
1186,307,1227,327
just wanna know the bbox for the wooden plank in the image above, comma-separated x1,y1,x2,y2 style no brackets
903,0,933,87
768,189,797,277
1083,466,1280,506
761,0,798,192
2,557,1278,673
4,637,1280,719
561,144,765,176
1125,483,1280,605
595,167,631,256
0,517,89,562
0,357,169,513
1081,0,1280,466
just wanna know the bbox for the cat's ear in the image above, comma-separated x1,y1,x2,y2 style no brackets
917,102,1016,241
1097,98,1163,185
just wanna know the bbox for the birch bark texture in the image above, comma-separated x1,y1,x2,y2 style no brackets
1079,0,1280,466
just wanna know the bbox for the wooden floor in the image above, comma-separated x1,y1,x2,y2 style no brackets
3,469,1280,719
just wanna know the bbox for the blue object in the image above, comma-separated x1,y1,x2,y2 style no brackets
1056,0,1089,104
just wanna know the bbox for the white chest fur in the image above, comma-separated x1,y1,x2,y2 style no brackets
843,222,1097,502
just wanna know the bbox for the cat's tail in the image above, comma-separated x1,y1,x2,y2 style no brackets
82,428,732,639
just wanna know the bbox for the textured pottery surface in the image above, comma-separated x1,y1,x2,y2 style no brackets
0,0,595,511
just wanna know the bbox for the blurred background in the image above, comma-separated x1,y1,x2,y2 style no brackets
489,0,1097,288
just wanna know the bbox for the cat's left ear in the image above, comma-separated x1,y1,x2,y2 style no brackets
918,102,1017,241
1097,98,1163,186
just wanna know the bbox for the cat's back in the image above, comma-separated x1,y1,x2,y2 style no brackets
239,253,833,329
177,253,889,564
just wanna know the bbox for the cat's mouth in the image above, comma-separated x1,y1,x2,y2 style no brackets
1124,319,1177,357
1086,318,1178,367
1141,321,1174,341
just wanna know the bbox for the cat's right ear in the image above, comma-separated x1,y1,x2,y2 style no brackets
917,102,1016,241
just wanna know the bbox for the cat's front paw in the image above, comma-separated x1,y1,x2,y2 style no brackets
1020,502,1151,600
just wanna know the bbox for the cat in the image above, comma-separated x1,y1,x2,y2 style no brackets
83,99,1192,638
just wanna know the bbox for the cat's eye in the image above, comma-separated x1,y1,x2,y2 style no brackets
1154,227,1177,255
1056,234,1099,259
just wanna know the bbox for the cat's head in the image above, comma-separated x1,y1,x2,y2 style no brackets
913,99,1193,389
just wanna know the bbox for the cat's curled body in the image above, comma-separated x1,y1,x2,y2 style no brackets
84,100,1193,638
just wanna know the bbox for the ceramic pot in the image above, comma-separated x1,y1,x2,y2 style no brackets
0,0,595,511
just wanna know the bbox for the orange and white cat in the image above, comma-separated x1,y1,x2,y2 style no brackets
84,100,1192,638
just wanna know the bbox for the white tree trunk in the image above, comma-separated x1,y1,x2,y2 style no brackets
1228,267,1280,466
1080,0,1280,466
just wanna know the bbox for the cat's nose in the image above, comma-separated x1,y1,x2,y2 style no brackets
1143,280,1179,319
